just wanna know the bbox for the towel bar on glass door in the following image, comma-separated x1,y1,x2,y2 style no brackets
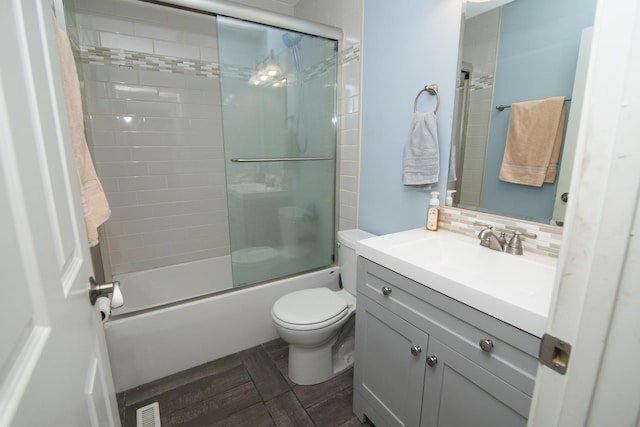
413,84,440,114
496,98,572,111
230,156,335,162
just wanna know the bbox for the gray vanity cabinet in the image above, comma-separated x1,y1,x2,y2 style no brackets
421,337,530,427
354,295,429,427
353,257,541,427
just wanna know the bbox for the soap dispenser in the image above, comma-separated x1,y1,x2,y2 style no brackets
446,190,456,206
427,191,440,231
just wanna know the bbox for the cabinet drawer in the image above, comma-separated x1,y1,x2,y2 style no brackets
357,257,541,396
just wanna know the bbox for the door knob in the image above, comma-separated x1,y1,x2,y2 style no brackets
426,355,438,367
89,277,123,308
382,286,392,295
410,346,422,356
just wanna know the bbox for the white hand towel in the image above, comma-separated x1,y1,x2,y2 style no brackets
54,19,111,246
402,111,440,187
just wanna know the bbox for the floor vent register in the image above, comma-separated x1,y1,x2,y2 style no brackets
136,402,161,427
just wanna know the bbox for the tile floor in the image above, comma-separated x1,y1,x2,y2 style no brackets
117,338,375,426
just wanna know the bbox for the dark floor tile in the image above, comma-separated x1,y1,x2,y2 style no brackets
293,368,354,408
262,338,288,357
124,365,252,426
339,416,376,427
206,402,274,427
265,391,314,427
163,381,262,426
240,345,290,401
125,352,244,406
307,386,357,427
116,392,126,426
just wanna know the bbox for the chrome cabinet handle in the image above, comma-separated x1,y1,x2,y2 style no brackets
410,346,422,356
426,355,438,367
382,286,392,295
479,339,494,353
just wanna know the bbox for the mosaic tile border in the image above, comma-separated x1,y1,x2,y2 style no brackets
77,46,219,77
470,74,493,91
342,44,360,64
77,43,355,80
439,206,563,258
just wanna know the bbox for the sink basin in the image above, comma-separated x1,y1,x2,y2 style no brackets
356,228,557,337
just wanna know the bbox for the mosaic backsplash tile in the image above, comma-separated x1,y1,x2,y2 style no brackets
456,73,494,91
77,46,220,77
439,206,563,258
77,44,358,79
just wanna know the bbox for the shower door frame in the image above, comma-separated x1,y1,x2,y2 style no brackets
136,0,345,276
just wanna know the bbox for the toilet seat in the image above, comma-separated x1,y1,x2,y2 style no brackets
272,288,349,331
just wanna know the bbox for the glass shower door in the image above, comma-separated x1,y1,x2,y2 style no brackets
217,16,338,287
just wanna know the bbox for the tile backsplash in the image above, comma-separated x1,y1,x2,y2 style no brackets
439,207,563,257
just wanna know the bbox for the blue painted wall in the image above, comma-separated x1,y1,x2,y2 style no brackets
480,0,597,221
359,0,462,235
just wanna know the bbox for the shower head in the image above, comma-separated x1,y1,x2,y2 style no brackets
282,33,303,48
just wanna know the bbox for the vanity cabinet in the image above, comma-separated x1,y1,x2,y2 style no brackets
353,258,541,427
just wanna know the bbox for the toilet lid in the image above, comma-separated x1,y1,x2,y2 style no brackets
272,288,349,326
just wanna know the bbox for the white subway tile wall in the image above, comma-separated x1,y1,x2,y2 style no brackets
69,0,229,275
338,43,361,231
68,0,356,274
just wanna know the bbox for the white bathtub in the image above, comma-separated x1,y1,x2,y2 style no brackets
104,261,339,392
110,257,232,316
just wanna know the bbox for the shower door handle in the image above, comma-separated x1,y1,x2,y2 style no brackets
230,156,334,163
89,276,124,308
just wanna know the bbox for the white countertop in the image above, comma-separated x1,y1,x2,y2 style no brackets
356,228,557,337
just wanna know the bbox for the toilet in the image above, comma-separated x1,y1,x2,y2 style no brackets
271,229,375,385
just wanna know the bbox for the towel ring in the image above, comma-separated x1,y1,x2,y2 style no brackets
413,84,440,114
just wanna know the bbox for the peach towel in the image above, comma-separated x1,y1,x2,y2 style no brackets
54,20,110,246
499,96,567,187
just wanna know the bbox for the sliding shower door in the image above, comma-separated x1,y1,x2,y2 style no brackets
217,17,338,287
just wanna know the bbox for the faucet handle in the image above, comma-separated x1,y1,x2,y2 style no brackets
505,232,524,255
473,221,494,229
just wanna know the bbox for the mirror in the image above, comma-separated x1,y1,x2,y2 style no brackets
447,0,597,224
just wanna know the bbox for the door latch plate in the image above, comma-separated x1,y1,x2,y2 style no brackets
539,333,572,375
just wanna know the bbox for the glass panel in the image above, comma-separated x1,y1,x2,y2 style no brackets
217,16,337,287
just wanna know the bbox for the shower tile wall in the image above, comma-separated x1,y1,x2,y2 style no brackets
337,44,361,231
66,0,229,276
294,0,364,231
458,8,501,210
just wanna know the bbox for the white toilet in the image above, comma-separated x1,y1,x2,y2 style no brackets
271,229,374,385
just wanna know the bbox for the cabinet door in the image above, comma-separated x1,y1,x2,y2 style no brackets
421,338,531,427
354,296,429,427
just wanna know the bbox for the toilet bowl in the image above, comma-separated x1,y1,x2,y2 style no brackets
271,229,374,385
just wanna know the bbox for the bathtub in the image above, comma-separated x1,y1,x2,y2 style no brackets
110,257,233,316
104,260,339,392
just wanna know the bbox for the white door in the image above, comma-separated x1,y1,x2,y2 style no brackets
528,0,640,425
0,0,120,426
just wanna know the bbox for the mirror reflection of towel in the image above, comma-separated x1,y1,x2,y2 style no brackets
499,96,567,187
402,111,440,187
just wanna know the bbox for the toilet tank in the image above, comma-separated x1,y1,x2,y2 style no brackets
337,229,375,294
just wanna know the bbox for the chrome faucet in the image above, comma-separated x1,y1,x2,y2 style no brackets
475,223,537,255
477,226,505,252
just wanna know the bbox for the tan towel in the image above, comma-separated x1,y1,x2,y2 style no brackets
499,96,567,187
54,19,110,247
